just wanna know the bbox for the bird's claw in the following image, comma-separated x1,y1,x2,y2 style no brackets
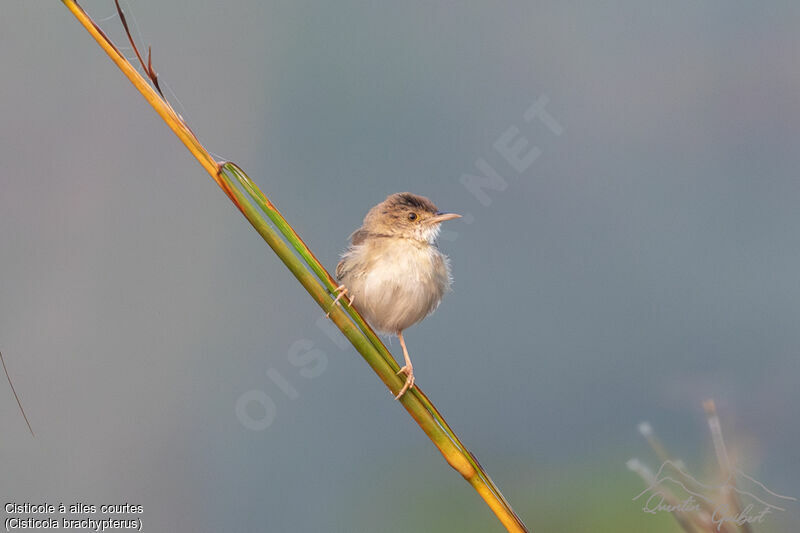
326,284,353,318
394,365,415,399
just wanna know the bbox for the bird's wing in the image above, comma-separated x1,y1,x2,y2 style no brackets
350,228,369,245
336,229,369,281
336,229,374,280
335,258,347,281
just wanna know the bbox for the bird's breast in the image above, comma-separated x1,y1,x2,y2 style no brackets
340,239,452,334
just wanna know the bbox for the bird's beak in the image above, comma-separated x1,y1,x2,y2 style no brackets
428,212,462,224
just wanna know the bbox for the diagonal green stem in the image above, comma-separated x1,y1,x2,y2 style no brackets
61,2,529,530
224,162,523,520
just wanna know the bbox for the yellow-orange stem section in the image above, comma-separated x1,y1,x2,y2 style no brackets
61,2,528,531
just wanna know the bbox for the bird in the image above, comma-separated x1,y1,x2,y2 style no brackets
330,192,461,399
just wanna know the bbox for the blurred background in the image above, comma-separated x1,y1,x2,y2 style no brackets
1,2,799,531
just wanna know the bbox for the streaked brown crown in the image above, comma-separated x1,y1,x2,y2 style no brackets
355,192,440,241
382,192,438,214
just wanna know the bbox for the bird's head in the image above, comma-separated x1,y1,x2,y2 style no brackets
362,192,461,243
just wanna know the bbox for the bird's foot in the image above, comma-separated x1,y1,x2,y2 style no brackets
326,284,353,317
394,365,415,399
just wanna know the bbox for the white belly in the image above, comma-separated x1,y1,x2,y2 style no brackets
340,239,452,334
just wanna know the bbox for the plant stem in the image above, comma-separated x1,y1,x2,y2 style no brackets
61,2,529,530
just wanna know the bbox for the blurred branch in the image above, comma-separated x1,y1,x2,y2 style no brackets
630,405,762,533
1,351,34,436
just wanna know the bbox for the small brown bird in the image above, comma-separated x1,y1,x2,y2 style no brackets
331,193,461,399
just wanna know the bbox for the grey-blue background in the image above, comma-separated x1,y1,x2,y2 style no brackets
1,2,798,531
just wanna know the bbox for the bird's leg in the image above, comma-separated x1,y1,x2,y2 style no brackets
326,284,353,318
394,331,415,399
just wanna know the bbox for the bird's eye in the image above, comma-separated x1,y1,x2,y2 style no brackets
408,212,418,221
